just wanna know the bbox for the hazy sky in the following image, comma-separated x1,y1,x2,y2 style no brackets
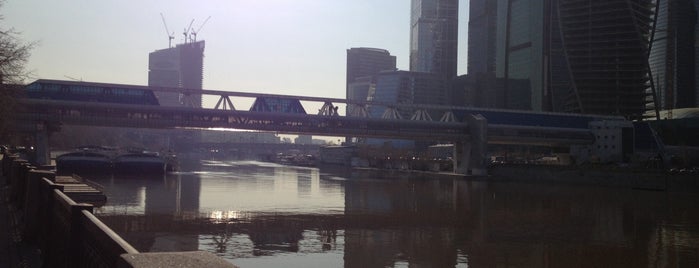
5,1,469,106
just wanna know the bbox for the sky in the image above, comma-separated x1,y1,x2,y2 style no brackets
4,0,470,108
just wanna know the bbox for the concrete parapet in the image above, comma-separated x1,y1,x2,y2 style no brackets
119,251,238,268
23,169,55,244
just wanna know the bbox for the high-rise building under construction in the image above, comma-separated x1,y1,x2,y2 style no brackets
148,40,205,108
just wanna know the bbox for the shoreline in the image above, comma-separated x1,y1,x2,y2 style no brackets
319,163,698,192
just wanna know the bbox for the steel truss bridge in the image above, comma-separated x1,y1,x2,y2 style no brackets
14,79,625,173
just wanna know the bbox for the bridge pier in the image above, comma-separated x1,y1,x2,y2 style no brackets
454,114,487,176
34,121,51,166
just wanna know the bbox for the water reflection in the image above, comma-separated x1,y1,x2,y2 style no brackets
91,160,699,267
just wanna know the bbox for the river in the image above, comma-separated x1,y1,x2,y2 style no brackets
89,159,699,267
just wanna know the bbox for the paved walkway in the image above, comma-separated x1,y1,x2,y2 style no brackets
0,157,40,268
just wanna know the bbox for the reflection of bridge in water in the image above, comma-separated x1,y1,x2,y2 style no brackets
89,163,699,267
16,79,623,174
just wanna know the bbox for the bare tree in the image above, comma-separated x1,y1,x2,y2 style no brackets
0,1,35,142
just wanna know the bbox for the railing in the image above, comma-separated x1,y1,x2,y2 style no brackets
1,153,236,268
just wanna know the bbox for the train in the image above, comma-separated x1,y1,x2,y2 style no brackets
25,79,160,106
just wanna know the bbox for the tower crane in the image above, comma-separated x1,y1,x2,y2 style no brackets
183,19,194,44
160,13,175,48
190,16,211,42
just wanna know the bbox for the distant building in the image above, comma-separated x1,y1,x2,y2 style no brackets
346,48,396,115
364,71,445,148
295,135,312,145
649,0,699,111
410,0,459,80
367,71,446,120
148,41,205,107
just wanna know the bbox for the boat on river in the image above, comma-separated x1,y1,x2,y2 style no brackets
56,147,171,176
113,151,166,175
56,148,115,175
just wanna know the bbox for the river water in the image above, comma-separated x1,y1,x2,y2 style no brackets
89,159,699,267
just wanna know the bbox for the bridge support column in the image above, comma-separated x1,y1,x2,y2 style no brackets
454,114,487,176
34,121,50,166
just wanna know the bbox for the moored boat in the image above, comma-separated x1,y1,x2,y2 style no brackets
56,151,113,175
113,151,166,175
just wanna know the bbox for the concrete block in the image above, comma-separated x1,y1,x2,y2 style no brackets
119,251,238,268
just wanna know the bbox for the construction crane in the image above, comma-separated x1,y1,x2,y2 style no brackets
160,13,175,48
183,19,194,44
190,16,211,42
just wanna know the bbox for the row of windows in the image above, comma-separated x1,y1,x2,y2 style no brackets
26,82,159,105
28,83,150,97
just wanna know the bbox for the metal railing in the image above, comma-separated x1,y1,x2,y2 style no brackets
1,153,236,267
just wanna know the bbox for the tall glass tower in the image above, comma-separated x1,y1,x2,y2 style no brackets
485,0,656,118
467,0,498,76
555,0,655,119
649,0,699,111
410,0,459,79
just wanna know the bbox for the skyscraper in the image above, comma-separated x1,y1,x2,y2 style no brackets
477,0,656,118
494,0,547,111
467,0,498,76
410,0,459,79
649,0,699,111
555,0,654,119
148,40,205,107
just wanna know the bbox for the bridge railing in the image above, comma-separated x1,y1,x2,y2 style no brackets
1,152,236,268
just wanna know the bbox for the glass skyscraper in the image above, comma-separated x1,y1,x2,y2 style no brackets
649,0,699,111
555,0,655,119
477,0,656,118
467,0,498,76
410,0,459,80
494,0,546,111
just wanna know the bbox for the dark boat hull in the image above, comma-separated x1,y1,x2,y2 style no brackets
56,153,113,176
113,154,166,175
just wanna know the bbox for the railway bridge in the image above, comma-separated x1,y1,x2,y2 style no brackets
14,79,623,175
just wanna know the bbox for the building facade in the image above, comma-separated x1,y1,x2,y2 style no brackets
148,40,205,108
346,48,396,115
410,0,459,79
367,71,446,119
649,0,699,112
472,0,656,118
467,0,499,76
555,0,654,119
